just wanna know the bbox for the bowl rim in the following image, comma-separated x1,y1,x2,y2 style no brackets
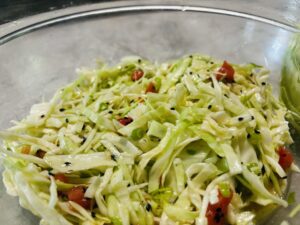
0,3,299,46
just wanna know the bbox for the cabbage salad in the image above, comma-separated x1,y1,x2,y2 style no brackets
0,55,298,225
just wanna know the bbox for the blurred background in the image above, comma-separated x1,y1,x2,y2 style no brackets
0,0,108,24
1,0,300,26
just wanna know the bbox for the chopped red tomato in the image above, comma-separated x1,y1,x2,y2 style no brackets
54,173,68,183
131,69,144,81
206,190,233,225
216,61,235,82
75,198,91,209
118,117,133,126
67,186,91,209
68,186,85,201
36,150,46,158
278,146,293,170
146,82,157,93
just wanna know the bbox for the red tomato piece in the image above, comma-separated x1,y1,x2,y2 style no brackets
118,117,133,126
54,173,68,183
206,190,233,225
67,186,91,209
68,186,85,202
278,146,293,170
216,61,235,82
75,198,91,209
146,82,157,93
131,69,144,81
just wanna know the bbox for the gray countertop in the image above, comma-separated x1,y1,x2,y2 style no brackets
0,0,106,24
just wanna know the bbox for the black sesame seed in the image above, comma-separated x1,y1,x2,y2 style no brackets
138,59,142,63
210,61,214,64
40,114,45,118
224,94,228,97
262,166,266,174
64,162,72,166
65,118,69,123
189,55,193,58
189,71,193,75
172,196,179,204
59,108,65,112
82,124,86,131
145,203,152,212
108,111,113,114
208,105,212,109
127,183,131,187
261,82,266,86
150,136,161,142
170,107,175,110
238,117,244,121
247,134,251,139
250,73,253,77
184,183,188,188
111,154,117,161
81,137,87,144
255,129,260,134
48,171,54,176
91,212,96,218
251,116,255,120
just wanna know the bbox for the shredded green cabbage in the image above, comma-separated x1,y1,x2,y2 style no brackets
0,55,296,225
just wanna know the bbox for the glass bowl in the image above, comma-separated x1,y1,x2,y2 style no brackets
0,1,299,224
